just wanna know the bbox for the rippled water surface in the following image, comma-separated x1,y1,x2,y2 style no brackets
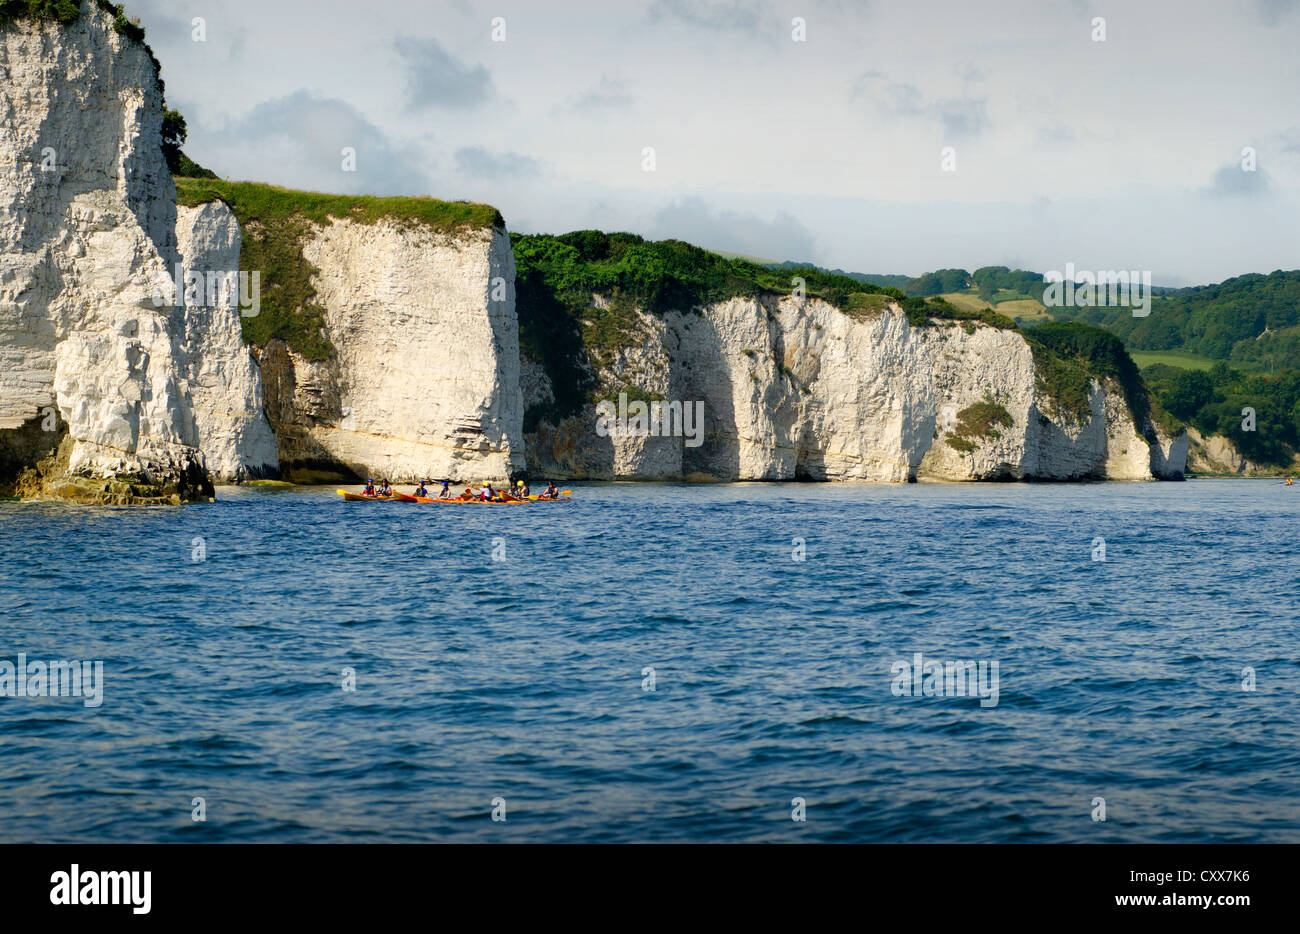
1,480,1297,842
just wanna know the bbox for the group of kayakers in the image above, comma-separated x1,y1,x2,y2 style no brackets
361,477,561,501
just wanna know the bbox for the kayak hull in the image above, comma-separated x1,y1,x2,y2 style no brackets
339,490,572,504
412,497,532,505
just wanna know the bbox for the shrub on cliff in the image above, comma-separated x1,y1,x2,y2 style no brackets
0,1,80,27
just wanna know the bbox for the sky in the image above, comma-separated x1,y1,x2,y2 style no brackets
129,0,1299,285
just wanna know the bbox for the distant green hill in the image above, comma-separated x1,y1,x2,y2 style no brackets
1042,270,1300,368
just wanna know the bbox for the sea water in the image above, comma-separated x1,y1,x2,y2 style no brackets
0,480,1296,842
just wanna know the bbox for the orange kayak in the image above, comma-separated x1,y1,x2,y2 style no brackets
412,497,530,505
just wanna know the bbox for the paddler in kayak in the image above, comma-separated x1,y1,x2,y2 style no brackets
515,479,531,498
363,478,377,496
378,479,392,497
458,486,475,501
540,480,559,499
479,482,495,502
414,480,429,497
439,480,451,499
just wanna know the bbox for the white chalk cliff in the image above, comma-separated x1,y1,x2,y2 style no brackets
174,201,279,480
245,217,524,483
0,5,214,501
524,296,1187,482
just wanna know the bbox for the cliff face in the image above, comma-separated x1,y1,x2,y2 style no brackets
240,216,524,483
0,6,212,502
175,201,279,480
524,295,1188,482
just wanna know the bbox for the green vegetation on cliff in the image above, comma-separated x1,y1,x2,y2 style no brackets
513,230,1024,426
946,399,1013,453
1021,321,1163,430
175,178,503,360
0,1,82,27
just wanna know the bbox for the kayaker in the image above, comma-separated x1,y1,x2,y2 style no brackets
541,480,558,499
459,486,475,501
440,480,451,499
379,479,392,496
363,478,377,496
480,482,494,502
415,480,429,497
516,479,530,498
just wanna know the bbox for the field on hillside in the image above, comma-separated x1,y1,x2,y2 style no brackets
1130,350,1218,371
997,299,1050,322
938,291,993,312
939,289,1049,324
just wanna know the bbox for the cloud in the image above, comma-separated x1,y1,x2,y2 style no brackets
454,147,544,178
554,76,634,115
203,91,432,195
929,97,988,139
393,37,495,110
646,0,769,35
647,197,817,262
1255,0,1298,24
852,73,988,140
1203,162,1272,198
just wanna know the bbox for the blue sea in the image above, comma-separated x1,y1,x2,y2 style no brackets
0,479,1297,843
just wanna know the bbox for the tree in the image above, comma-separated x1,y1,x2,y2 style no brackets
1161,370,1214,420
161,107,187,174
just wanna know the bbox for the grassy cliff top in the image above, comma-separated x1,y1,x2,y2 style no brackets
175,178,504,232
174,178,504,360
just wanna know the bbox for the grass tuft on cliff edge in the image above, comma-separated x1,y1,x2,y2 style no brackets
175,178,504,360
